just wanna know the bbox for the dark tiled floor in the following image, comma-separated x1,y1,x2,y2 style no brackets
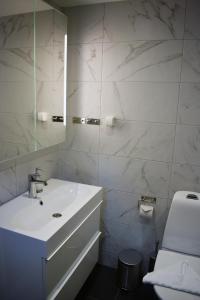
75,264,160,300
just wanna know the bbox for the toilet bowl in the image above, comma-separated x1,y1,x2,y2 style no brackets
153,191,200,300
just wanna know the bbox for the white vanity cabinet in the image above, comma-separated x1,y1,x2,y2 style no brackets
0,179,103,300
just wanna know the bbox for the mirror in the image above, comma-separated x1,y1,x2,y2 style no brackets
0,0,67,162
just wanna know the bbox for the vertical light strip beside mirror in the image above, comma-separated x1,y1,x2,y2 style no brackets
64,33,67,127
34,0,37,152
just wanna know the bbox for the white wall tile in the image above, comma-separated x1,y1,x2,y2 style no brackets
0,142,33,162
0,48,55,82
102,41,182,82
31,151,58,179
185,0,200,39
15,158,37,195
66,4,104,44
0,82,34,114
36,47,54,81
102,217,156,266
68,44,102,81
37,81,64,115
100,120,175,162
101,82,179,123
178,83,200,125
154,197,170,242
0,48,34,81
99,155,170,198
104,0,185,42
0,46,54,82
68,82,101,118
174,125,200,165
65,123,99,153
0,13,34,48
171,163,200,196
0,10,55,49
0,113,35,146
101,218,143,254
102,189,139,224
54,10,67,46
58,150,99,185
102,188,169,253
53,45,64,81
181,40,200,82
35,10,54,47
0,165,17,205
36,121,66,149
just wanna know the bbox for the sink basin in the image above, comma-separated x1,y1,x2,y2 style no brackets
11,183,78,231
0,178,102,245
0,178,103,300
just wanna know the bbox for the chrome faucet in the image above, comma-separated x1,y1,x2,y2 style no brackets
28,168,48,198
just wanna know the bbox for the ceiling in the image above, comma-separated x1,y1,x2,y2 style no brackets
50,0,126,7
0,0,126,18
0,0,51,17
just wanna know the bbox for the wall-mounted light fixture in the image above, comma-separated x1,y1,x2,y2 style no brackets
63,33,67,126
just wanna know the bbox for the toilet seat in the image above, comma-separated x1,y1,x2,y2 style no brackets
153,250,200,300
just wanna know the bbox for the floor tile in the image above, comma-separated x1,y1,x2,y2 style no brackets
75,264,160,300
75,264,117,300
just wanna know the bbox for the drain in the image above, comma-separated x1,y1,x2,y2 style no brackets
52,213,62,218
186,194,199,200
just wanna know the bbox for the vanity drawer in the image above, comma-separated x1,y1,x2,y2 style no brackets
45,203,101,295
50,232,100,300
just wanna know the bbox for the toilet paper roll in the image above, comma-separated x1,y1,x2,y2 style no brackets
139,204,154,219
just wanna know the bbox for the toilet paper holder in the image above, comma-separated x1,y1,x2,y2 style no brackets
138,195,157,208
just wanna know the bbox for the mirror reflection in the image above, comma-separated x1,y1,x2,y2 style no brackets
0,0,67,162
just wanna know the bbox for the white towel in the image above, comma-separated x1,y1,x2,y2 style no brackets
143,260,200,296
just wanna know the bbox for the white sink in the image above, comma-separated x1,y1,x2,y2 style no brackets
0,178,103,300
0,179,102,247
10,181,82,231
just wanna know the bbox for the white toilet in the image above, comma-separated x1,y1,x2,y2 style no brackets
153,191,200,300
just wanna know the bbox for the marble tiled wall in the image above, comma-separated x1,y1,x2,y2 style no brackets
58,0,200,269
0,10,66,161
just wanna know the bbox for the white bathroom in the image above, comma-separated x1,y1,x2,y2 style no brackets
0,0,199,299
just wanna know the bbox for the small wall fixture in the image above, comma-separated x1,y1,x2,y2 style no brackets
105,116,116,127
72,117,100,125
52,116,64,123
37,112,49,122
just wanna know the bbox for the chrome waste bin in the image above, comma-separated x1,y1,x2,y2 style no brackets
117,249,142,291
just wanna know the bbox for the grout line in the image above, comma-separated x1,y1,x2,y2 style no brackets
60,145,200,168
102,188,169,200
67,38,200,46
96,3,106,187
61,146,200,169
167,0,188,206
67,79,200,84
62,148,173,165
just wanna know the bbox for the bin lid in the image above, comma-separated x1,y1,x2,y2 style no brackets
118,249,142,266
